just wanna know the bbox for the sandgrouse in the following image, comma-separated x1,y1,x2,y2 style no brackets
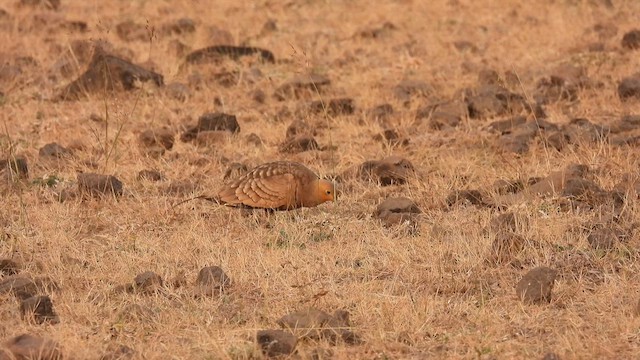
216,161,335,210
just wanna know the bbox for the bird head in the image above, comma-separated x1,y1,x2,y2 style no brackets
314,179,336,204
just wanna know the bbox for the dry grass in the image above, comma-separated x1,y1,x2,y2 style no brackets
2,0,640,359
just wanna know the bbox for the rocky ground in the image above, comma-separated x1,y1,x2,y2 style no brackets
2,0,640,359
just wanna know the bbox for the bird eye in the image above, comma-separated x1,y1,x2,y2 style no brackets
326,190,331,195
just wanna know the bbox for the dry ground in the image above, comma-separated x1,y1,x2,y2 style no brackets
2,0,640,359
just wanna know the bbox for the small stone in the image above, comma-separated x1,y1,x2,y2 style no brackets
99,344,135,360
0,275,38,299
486,232,526,265
137,169,164,182
250,89,266,103
368,104,394,123
165,82,190,102
393,79,433,103
20,295,59,324
2,334,62,360
373,128,409,147
515,266,557,304
309,98,355,116
446,189,487,207
286,120,315,139
77,173,123,197
181,112,240,141
279,135,319,153
622,29,640,50
133,271,163,294
245,133,263,146
0,157,28,179
138,129,175,150
618,76,640,100
276,308,359,344
256,330,297,357
39,143,71,158
274,74,331,100
162,18,196,35
195,266,231,297
587,227,626,250
194,130,231,147
488,212,528,234
0,258,20,276
116,20,149,42
374,197,421,217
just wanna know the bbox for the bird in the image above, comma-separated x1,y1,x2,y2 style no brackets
215,161,335,210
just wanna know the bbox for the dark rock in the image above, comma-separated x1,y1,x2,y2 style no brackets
393,79,433,103
611,114,640,133
165,82,190,101
0,259,20,276
343,156,415,185
250,89,266,103
622,29,640,50
286,120,315,139
478,69,501,86
182,112,240,141
453,40,479,53
542,352,561,360
488,212,528,234
465,84,528,119
276,308,360,344
279,135,319,153
359,21,396,38
535,64,590,103
373,128,409,146
0,156,28,179
368,104,394,123
77,173,123,197
99,344,136,360
309,98,355,116
274,74,331,100
138,129,174,151
1,334,62,360
0,276,37,298
587,227,626,250
486,231,526,265
245,133,263,146
116,20,149,42
618,75,640,100
162,18,196,35
137,169,164,182
516,267,557,304
184,45,275,65
133,271,163,294
543,130,570,151
415,100,468,129
38,142,71,158
193,131,231,147
57,51,164,100
374,197,421,217
377,211,420,232
20,295,59,324
446,189,487,207
486,116,527,134
256,330,297,357
195,266,231,297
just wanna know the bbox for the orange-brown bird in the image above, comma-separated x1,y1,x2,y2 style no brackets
215,161,335,210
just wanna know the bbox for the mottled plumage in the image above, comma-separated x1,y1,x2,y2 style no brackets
216,161,335,210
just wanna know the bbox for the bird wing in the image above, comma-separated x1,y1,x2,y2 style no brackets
218,172,297,209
